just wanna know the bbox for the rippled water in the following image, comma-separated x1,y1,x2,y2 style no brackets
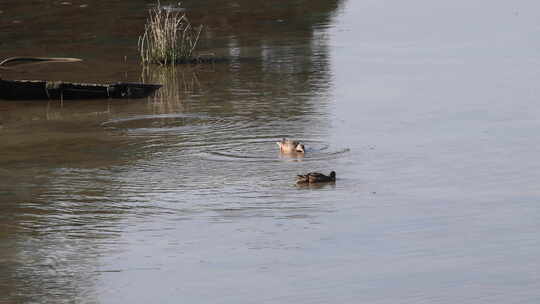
1,0,540,303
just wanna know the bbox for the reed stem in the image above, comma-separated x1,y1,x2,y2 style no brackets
138,3,203,65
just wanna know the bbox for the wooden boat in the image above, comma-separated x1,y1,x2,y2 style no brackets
0,79,162,100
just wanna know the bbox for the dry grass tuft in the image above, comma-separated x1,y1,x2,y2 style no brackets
138,3,203,65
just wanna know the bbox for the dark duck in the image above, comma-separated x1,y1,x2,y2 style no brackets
296,171,336,184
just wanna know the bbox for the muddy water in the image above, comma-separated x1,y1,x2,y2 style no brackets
1,0,540,303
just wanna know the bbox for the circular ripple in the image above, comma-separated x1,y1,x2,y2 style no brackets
102,115,350,162
101,113,261,154
102,114,243,136
202,139,350,163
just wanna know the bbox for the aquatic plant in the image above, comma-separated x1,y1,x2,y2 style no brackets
138,3,203,65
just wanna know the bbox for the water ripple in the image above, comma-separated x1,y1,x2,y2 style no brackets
203,139,350,163
102,113,252,139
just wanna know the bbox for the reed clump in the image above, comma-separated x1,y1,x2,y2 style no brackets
138,3,203,65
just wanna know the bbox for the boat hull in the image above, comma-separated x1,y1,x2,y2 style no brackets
0,79,162,100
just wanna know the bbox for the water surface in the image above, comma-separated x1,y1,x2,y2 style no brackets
1,0,540,303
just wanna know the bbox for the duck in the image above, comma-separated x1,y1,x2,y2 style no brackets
277,138,305,153
296,171,336,184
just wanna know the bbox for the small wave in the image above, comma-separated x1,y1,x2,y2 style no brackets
101,113,254,143
202,139,349,163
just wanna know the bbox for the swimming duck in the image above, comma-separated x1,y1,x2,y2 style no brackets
296,171,336,184
277,138,305,153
